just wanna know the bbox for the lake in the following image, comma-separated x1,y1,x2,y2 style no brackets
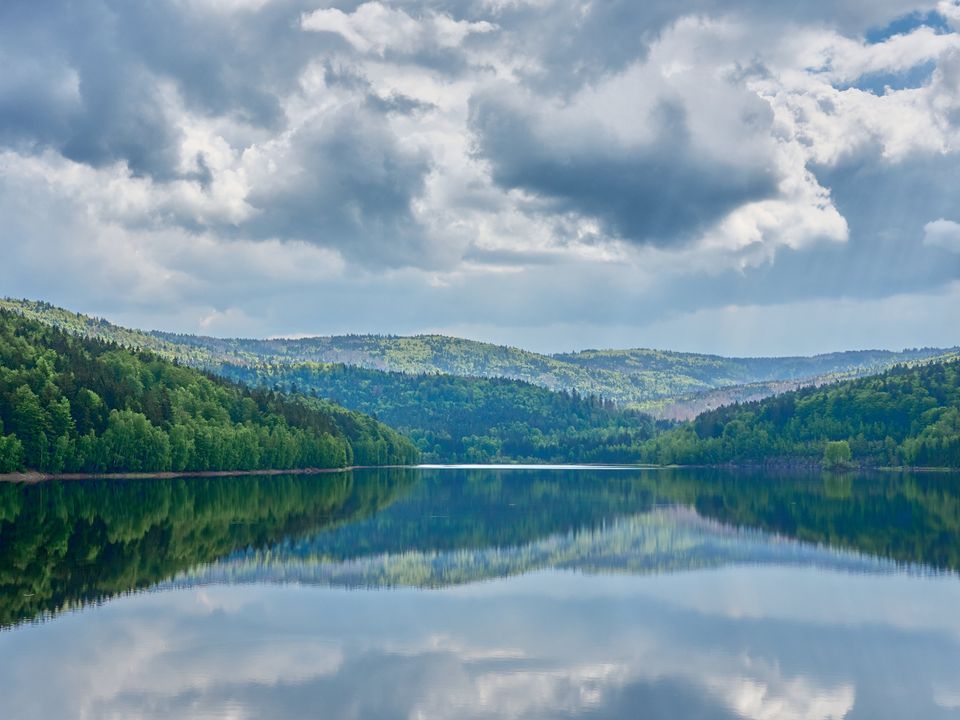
1,466,959,719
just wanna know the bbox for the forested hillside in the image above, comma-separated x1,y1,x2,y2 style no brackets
218,362,659,463
642,360,960,467
4,298,957,468
0,311,417,474
3,298,952,413
159,329,952,408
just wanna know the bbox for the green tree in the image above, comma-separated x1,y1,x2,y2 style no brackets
822,440,852,468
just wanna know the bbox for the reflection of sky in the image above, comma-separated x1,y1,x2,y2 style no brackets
2,566,959,719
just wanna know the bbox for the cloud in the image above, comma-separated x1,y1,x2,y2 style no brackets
238,98,436,267
469,21,775,246
0,0,958,350
924,218,960,250
301,2,496,56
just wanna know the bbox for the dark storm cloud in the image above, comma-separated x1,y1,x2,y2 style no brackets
240,103,434,267
469,90,778,246
0,0,439,260
0,0,324,177
433,0,932,93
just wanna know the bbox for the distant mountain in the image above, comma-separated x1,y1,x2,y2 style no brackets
3,298,956,465
153,329,954,408
0,300,659,463
4,299,951,412
217,362,658,464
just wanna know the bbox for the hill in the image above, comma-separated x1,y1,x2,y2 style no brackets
641,359,960,467
0,310,417,474
217,362,658,463
156,329,953,408
0,300,660,463
3,298,952,414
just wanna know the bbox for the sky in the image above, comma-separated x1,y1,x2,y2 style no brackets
1,0,959,355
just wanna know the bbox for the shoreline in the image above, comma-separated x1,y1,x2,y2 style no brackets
0,465,414,484
1,462,955,484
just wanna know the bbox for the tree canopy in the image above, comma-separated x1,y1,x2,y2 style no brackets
0,310,417,474
641,360,960,468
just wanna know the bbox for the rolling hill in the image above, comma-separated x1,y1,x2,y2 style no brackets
3,298,953,413
641,359,960,467
0,310,417,474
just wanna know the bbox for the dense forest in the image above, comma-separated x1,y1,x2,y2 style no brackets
159,330,954,408
641,360,960,468
2,299,958,469
4,299,951,413
217,361,661,463
0,311,417,474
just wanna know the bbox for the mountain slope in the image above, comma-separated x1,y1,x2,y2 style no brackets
4,298,953,412
0,310,417,474
157,329,953,407
642,359,960,467
0,300,659,463
218,361,657,463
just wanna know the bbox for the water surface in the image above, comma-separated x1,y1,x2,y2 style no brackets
1,467,958,718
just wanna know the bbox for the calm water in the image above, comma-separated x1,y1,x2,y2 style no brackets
1,467,959,719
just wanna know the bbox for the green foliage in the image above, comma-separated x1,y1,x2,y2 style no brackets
823,440,852,468
4,298,958,467
641,361,960,467
5,298,953,413
0,311,417,473
216,362,660,463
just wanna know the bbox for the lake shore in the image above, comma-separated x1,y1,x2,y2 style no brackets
0,466,396,483
3,461,955,483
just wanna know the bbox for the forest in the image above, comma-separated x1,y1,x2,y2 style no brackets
4,298,951,412
0,311,417,474
641,360,960,468
217,361,661,463
1,300,958,469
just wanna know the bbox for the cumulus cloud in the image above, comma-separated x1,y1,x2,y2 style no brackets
239,99,436,266
0,0,957,348
924,218,960,250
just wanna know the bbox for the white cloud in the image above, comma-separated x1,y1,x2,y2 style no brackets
924,218,960,250
301,2,496,56
0,0,958,350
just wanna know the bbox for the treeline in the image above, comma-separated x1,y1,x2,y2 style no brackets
0,311,417,474
640,360,960,467
216,362,661,463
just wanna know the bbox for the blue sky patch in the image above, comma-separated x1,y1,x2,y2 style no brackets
838,59,937,94
865,10,951,44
